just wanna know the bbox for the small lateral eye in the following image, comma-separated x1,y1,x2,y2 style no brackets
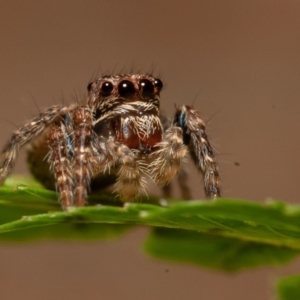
139,79,154,98
87,82,93,92
100,81,114,96
118,80,136,98
154,78,163,92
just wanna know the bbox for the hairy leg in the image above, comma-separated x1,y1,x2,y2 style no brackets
91,139,146,201
149,126,187,186
174,105,221,199
0,105,65,185
72,107,93,206
47,122,74,209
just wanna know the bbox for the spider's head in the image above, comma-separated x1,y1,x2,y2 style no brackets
90,74,164,152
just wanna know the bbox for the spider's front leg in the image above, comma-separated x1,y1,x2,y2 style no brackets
91,138,146,202
149,126,188,188
73,107,93,206
174,105,221,199
47,120,74,209
48,106,94,209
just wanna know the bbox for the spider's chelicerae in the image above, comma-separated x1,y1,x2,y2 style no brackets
0,73,220,209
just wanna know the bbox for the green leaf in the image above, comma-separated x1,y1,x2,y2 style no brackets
1,179,300,271
0,181,133,241
277,274,300,300
144,228,299,272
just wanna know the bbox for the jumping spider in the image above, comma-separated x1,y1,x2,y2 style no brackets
0,74,221,210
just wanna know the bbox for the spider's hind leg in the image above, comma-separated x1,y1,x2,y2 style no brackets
173,105,221,199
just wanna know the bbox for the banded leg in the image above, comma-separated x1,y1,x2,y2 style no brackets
0,105,64,185
72,107,93,206
174,105,221,199
47,122,74,209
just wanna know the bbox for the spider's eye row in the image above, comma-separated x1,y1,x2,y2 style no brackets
118,80,136,98
100,78,162,99
154,78,163,92
100,81,114,96
139,79,154,99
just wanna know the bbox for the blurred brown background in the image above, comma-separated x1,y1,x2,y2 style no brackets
0,1,300,299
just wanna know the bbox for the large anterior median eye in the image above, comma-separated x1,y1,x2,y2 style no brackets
118,80,136,98
100,81,114,96
139,79,154,98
